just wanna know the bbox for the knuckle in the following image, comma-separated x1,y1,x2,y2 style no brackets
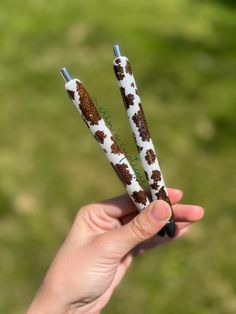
130,216,152,240
77,204,95,220
74,205,92,226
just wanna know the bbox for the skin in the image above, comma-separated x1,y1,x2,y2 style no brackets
27,188,204,314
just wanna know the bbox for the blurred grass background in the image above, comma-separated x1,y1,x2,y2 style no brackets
0,0,236,313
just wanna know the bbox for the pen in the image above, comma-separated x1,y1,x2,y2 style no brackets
112,45,175,237
61,67,151,212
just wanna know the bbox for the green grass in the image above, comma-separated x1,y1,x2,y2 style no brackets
0,0,236,313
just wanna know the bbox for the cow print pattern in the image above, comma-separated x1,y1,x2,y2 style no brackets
95,130,107,144
110,136,122,154
113,56,171,206
113,163,133,185
76,81,101,125
151,170,161,182
155,186,171,206
137,145,143,153
65,78,150,211
145,149,156,165
114,58,125,80
131,190,148,206
67,90,75,100
125,60,133,75
123,93,135,109
132,108,150,141
150,170,161,191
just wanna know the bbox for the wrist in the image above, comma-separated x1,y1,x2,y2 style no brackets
27,281,65,314
28,301,101,314
28,288,102,314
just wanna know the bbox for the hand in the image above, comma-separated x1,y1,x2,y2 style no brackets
28,188,204,314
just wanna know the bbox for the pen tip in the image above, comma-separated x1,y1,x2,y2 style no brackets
113,44,121,57
60,67,72,82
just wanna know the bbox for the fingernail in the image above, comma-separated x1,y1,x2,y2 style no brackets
150,201,171,222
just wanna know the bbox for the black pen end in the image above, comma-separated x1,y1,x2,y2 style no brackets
157,227,166,237
165,219,176,238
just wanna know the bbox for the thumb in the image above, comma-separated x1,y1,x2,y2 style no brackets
105,200,172,258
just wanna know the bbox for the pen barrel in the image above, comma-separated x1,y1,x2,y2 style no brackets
65,78,150,211
113,56,176,237
113,56,171,205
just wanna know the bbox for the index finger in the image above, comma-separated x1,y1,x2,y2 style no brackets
99,188,183,218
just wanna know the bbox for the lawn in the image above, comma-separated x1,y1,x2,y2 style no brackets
0,0,236,313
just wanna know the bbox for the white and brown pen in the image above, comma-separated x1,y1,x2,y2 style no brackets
112,45,175,237
60,68,151,212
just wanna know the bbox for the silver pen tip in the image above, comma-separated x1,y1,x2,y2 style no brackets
113,44,121,57
60,67,72,82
